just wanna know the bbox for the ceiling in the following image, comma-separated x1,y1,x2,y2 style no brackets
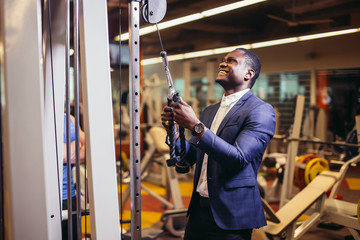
106,0,360,59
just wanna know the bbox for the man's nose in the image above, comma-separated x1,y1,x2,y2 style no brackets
219,62,227,67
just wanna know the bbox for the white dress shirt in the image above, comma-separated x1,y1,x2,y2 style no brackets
196,88,250,198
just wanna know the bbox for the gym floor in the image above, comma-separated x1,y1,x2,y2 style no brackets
118,163,360,240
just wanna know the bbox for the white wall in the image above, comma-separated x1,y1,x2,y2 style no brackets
257,32,360,73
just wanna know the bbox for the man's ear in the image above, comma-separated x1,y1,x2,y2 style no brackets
245,69,255,81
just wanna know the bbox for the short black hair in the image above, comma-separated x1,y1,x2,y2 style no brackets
236,48,261,88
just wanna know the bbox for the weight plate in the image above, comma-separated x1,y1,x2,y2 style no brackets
304,158,329,185
295,154,317,189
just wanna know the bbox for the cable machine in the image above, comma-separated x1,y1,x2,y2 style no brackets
0,0,173,239
0,0,119,239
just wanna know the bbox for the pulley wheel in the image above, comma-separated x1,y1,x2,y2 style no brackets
304,157,329,185
141,4,149,23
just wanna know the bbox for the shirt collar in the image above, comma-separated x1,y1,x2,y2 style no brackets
221,88,250,107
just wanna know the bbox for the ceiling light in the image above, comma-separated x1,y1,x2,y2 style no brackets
115,0,267,41
184,50,214,59
250,37,298,48
202,0,266,17
141,28,360,65
213,45,251,55
298,28,359,41
156,13,203,30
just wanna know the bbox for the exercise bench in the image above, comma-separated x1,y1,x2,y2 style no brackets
263,171,341,240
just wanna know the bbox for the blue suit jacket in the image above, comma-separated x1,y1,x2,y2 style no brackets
176,91,276,230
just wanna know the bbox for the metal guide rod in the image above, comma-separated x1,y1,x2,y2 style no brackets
280,95,305,207
0,41,4,240
128,1,142,239
65,0,73,238
73,0,82,238
44,0,65,237
117,1,124,234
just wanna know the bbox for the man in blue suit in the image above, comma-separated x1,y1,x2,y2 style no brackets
161,48,276,240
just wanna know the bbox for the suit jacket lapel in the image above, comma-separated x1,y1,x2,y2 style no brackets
216,91,253,135
194,103,219,180
203,103,220,128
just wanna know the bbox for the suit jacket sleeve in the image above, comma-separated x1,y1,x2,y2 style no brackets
196,101,275,171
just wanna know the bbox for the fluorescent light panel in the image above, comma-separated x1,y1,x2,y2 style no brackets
202,0,265,17
298,28,359,41
115,0,266,41
250,37,298,48
141,28,360,65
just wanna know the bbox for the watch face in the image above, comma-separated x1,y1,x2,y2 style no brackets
192,123,204,136
195,123,204,133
